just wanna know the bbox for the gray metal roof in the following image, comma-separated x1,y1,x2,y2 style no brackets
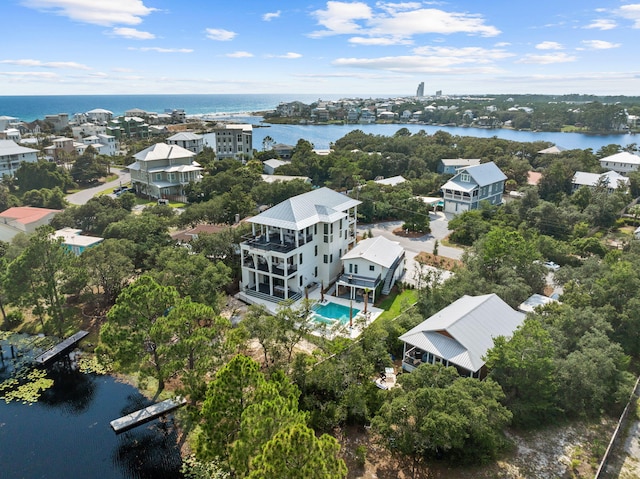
573,170,629,189
248,187,361,231
399,294,525,372
440,158,481,167
461,162,507,187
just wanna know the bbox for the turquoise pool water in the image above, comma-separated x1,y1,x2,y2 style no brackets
312,302,360,325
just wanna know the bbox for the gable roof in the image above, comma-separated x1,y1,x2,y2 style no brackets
133,142,196,162
0,139,38,156
0,206,61,225
248,187,361,230
374,175,407,187
440,158,481,167
573,170,629,189
167,132,203,141
399,294,525,372
538,145,567,154
599,151,640,165
462,162,507,186
341,236,403,269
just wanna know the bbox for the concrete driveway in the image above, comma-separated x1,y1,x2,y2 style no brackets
65,168,131,205
357,212,462,287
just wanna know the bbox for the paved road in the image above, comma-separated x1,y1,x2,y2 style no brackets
357,212,463,287
65,169,131,206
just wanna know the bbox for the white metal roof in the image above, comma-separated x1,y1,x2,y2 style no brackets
374,175,407,187
133,142,196,162
167,132,203,141
0,139,38,156
399,294,525,372
599,151,640,165
341,236,403,268
247,187,361,231
440,158,481,167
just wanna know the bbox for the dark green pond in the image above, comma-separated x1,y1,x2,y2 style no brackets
0,334,183,479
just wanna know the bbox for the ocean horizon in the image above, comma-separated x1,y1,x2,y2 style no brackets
0,93,391,123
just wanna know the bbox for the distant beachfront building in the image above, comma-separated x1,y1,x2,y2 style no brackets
86,109,113,124
166,132,204,154
212,124,253,160
416,82,425,97
0,140,39,177
43,113,69,133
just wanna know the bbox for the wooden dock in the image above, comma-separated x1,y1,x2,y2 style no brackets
34,330,89,366
109,397,187,434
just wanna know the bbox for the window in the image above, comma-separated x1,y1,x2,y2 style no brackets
354,264,358,274
369,265,375,271
314,245,318,256
300,276,303,286
460,173,470,183
330,254,333,262
314,267,318,277
299,253,303,264
156,173,163,180
349,263,353,273
323,255,328,264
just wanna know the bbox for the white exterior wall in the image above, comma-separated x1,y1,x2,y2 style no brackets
599,160,640,174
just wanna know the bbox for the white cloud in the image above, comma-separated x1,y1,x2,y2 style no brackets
494,42,511,47
111,67,133,72
0,59,91,70
262,10,281,21
129,47,193,53
349,36,412,45
205,28,237,41
111,27,155,39
584,19,617,30
617,4,640,28
332,54,504,73
517,52,577,64
226,51,253,58
535,41,563,50
274,52,302,59
310,2,499,40
310,1,372,37
581,40,621,50
0,71,59,78
21,0,156,26
412,46,515,63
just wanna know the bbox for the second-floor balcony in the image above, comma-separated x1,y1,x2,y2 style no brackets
337,272,381,289
242,234,297,254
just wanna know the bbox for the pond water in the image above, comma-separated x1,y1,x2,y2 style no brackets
0,335,183,479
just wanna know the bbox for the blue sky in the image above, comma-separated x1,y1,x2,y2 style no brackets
1,0,639,96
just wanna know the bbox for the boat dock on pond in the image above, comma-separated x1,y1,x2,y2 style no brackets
34,330,89,366
109,397,187,434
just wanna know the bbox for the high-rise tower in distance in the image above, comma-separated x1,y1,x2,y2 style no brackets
416,82,424,97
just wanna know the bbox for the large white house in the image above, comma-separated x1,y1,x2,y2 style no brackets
572,170,629,194
127,142,203,200
338,236,405,303
82,134,118,156
441,161,507,214
166,132,204,154
239,187,360,305
598,151,640,174
399,294,525,378
213,124,253,160
0,139,39,177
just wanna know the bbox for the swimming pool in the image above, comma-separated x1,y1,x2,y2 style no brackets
312,302,360,325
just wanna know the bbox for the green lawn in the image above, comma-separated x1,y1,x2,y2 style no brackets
376,288,419,321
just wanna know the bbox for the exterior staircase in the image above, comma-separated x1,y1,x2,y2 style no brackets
381,253,405,295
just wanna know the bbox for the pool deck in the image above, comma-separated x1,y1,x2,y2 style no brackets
235,287,382,339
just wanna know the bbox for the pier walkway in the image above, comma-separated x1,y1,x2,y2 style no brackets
109,397,187,434
34,330,89,366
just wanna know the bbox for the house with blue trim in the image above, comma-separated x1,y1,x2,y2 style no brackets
441,161,507,214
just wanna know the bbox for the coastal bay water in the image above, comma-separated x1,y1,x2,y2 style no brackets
0,94,636,151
